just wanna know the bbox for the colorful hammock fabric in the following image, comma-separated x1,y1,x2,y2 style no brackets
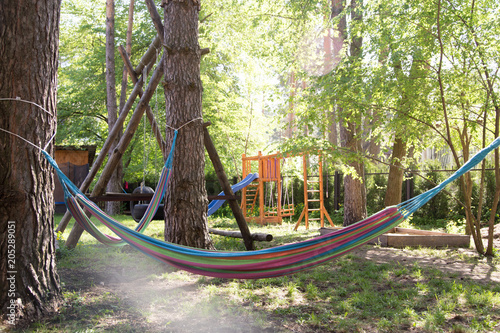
46,135,500,279
44,131,178,246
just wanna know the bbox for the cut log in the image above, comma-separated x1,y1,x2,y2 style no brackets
209,228,273,242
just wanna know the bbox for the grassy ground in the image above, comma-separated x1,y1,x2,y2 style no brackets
6,214,500,332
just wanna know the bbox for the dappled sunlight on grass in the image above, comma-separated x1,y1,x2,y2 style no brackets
44,213,500,332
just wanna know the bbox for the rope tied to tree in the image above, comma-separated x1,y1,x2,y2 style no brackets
165,117,203,132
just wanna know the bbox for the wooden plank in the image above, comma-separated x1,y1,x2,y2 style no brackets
319,227,470,248
393,227,451,236
386,234,470,248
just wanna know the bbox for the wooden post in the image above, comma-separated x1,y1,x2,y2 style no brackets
334,171,341,210
56,73,146,233
319,154,325,227
203,123,255,250
303,154,309,229
276,155,282,223
258,152,265,225
144,0,164,41
241,153,247,218
135,36,161,75
65,57,165,248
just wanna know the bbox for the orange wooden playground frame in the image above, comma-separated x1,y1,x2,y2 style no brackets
241,152,334,229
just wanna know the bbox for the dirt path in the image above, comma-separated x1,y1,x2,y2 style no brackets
351,245,500,284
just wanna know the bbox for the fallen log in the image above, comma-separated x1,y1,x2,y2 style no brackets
209,228,273,242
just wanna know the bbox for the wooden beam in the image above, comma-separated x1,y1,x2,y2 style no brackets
89,193,240,202
134,36,161,76
144,0,164,42
203,123,255,250
119,45,165,155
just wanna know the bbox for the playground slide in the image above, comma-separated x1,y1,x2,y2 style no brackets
207,173,259,216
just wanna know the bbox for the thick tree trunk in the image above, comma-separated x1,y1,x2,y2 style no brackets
384,136,406,206
105,0,123,215
162,0,213,249
338,0,367,226
0,0,62,327
339,120,367,226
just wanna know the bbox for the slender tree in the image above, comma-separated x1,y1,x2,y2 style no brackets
0,0,62,327
162,0,214,249
105,0,123,215
119,0,135,114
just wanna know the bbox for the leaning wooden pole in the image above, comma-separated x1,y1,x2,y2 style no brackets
56,39,161,234
119,45,165,154
56,77,144,233
203,123,255,250
65,57,165,248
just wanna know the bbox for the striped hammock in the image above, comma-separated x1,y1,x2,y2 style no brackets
44,131,179,246
46,134,500,279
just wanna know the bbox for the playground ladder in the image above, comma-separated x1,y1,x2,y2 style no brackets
294,154,334,230
243,183,259,216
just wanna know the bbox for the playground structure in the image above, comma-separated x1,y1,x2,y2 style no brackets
241,152,334,229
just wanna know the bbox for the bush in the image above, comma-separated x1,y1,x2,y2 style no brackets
413,161,451,220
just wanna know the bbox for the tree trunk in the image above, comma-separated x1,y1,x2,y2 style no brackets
162,0,214,249
105,0,123,215
338,0,367,226
486,104,500,255
328,108,338,146
384,136,406,206
339,120,367,226
0,0,62,327
119,0,135,113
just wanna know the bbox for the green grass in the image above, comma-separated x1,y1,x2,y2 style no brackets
12,214,500,332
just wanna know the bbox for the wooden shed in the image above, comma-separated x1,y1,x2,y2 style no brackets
54,145,96,213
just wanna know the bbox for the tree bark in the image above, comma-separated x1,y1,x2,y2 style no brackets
339,120,367,226
384,136,406,206
0,0,62,327
118,0,134,114
162,0,213,249
105,0,123,215
337,0,367,226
